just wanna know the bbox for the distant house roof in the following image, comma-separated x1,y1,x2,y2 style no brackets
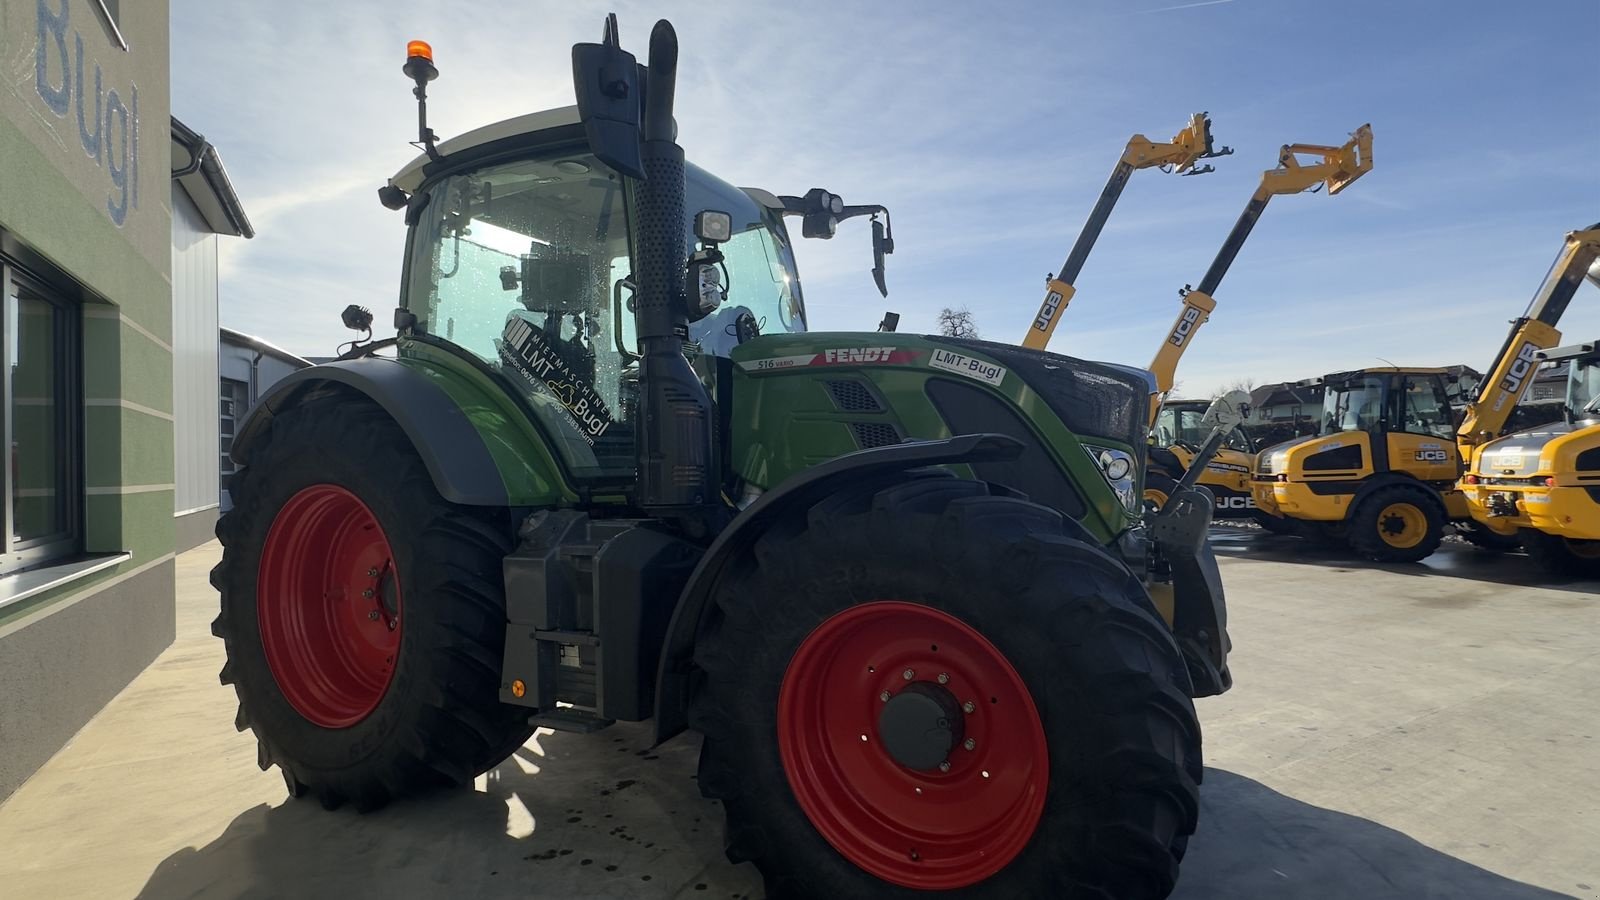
171,117,254,238
221,327,310,368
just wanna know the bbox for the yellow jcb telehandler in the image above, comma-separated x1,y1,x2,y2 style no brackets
1253,225,1600,563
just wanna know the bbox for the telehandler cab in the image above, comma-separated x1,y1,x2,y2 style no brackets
1253,225,1600,564
212,17,1232,899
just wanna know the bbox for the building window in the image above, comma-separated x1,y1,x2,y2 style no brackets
1,263,81,572
219,377,247,509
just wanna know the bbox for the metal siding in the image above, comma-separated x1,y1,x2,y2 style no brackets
171,187,219,514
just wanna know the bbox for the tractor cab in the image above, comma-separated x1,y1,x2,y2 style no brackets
383,108,808,476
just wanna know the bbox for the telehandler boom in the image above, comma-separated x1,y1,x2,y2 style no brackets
1021,114,1230,350
1148,125,1374,402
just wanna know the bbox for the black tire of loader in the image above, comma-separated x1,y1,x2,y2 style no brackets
689,472,1202,899
1456,521,1521,553
1347,484,1445,563
210,392,534,810
1521,529,1600,577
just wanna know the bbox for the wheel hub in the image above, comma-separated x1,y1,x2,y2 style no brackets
776,601,1048,890
877,682,964,771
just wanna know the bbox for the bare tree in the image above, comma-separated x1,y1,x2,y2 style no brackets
937,306,980,339
1212,378,1257,399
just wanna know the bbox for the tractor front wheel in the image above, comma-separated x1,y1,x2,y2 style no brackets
211,392,534,810
690,473,1200,899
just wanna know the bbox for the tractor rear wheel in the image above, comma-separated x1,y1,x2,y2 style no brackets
211,392,534,810
690,473,1200,899
1521,530,1600,577
1347,485,1444,563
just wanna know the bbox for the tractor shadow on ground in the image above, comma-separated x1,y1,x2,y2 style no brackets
1175,769,1576,899
133,722,763,900
133,731,1569,899
1208,526,1600,596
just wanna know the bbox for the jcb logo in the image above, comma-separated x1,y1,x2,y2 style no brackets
1414,449,1450,462
1167,306,1203,347
1033,291,1064,332
1499,341,1540,395
1218,496,1256,509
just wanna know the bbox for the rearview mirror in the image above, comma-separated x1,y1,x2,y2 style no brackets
1202,389,1251,430
572,14,645,179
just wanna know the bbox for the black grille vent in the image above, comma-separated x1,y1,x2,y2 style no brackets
826,380,882,412
851,422,901,449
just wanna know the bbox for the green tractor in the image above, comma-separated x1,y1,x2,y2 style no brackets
213,17,1232,898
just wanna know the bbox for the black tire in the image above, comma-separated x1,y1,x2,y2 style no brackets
1521,529,1600,577
1347,484,1444,563
211,391,534,811
1456,521,1521,553
690,473,1201,899
1145,470,1181,515
1253,511,1299,535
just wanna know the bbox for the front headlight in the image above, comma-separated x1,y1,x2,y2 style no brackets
1084,444,1139,513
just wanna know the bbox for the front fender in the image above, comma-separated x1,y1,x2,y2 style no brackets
652,433,1024,744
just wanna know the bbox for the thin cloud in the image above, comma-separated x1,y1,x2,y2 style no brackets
1139,0,1237,13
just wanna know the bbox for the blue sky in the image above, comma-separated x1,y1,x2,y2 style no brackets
172,0,1600,398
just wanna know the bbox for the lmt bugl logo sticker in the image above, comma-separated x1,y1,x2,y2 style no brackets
500,318,614,445
929,349,1006,386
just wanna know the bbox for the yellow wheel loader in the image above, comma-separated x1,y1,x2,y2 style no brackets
1148,398,1259,517
1254,225,1600,563
1460,228,1600,574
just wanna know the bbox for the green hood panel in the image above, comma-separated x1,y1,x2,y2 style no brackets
728,333,1142,542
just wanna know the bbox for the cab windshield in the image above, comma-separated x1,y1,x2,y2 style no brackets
1321,375,1387,434
402,149,804,475
1153,405,1251,451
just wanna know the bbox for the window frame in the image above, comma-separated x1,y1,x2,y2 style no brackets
1,261,83,573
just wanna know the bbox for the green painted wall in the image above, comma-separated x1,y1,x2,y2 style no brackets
0,0,174,621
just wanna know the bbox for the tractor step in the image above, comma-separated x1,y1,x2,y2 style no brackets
530,709,616,733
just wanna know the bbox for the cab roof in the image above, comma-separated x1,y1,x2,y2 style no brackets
388,106,582,193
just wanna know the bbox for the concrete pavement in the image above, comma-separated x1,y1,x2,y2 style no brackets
0,534,1594,899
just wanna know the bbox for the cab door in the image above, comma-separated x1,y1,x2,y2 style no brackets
1383,374,1460,481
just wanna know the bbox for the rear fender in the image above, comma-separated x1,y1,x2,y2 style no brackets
652,433,1024,744
232,358,569,507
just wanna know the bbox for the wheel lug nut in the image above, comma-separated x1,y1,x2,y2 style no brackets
368,610,381,620
879,691,891,702
938,761,951,773
962,700,975,714
902,668,915,681
362,589,375,599
937,673,950,685
368,567,379,577
963,738,976,751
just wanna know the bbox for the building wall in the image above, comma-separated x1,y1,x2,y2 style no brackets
172,187,219,551
219,340,307,511
0,0,175,802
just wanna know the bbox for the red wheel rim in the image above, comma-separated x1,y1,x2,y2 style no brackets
777,601,1048,890
258,485,402,728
